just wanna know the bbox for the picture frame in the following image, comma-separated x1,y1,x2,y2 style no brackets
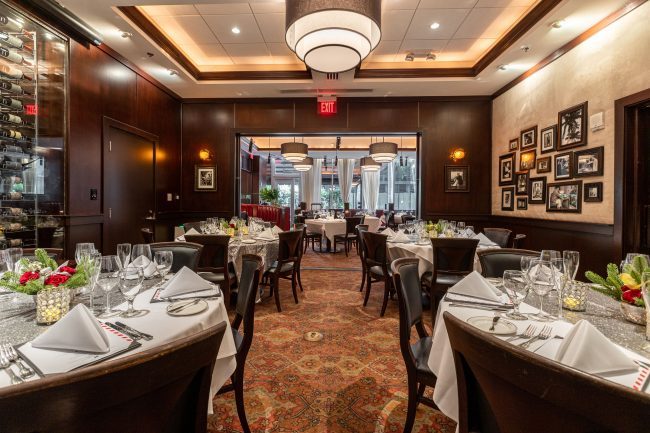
520,126,538,150
584,182,603,202
194,165,217,191
516,197,528,210
546,180,583,213
445,165,470,192
508,138,519,151
499,153,516,186
519,150,536,171
536,156,551,173
540,125,557,153
554,152,573,180
529,176,547,204
502,187,514,211
573,146,604,178
558,102,588,150
515,171,529,196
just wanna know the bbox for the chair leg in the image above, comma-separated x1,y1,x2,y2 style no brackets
291,271,299,304
344,239,349,257
404,376,419,433
304,239,308,254
363,273,372,307
233,370,251,433
417,382,426,399
359,264,366,292
297,266,304,292
380,277,390,317
273,275,282,312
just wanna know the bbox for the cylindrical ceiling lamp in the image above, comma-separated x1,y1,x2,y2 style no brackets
360,156,381,172
293,156,313,172
281,141,308,162
369,140,398,163
285,0,382,73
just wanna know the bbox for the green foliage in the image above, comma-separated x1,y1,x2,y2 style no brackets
260,186,280,205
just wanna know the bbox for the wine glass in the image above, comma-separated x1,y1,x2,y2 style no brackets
563,251,580,281
641,271,650,339
502,270,529,320
527,259,556,321
118,267,145,317
97,255,120,318
458,222,466,233
540,250,561,262
398,223,406,233
131,244,152,270
6,247,22,273
116,243,131,269
199,220,207,233
466,226,475,236
154,250,173,280
550,258,565,319
75,243,95,265
622,253,650,272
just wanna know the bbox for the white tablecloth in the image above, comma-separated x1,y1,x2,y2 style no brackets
363,216,381,232
228,238,278,280
305,219,346,244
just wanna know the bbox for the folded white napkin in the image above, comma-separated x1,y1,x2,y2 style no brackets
176,235,186,242
160,266,213,297
391,231,411,243
272,225,283,234
129,255,157,278
382,228,396,237
257,229,276,241
185,228,200,235
474,232,498,246
555,320,638,375
32,304,110,353
447,271,502,303
465,228,476,237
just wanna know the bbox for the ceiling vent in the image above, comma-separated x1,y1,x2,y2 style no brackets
326,73,339,80
279,88,373,95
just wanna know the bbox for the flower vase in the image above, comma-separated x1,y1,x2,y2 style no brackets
620,302,646,325
36,287,71,325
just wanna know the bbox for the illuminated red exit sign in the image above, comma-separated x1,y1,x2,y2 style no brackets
25,104,38,115
317,97,337,116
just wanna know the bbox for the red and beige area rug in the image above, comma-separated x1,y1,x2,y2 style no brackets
209,249,456,433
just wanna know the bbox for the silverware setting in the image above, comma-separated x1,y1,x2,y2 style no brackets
105,322,142,341
115,321,153,341
505,324,537,343
489,314,501,332
0,344,34,379
519,325,553,349
448,303,511,312
168,299,200,313
0,351,23,384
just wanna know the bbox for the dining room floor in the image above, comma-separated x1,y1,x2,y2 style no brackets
208,244,456,433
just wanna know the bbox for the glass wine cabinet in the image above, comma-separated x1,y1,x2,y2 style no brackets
0,1,66,250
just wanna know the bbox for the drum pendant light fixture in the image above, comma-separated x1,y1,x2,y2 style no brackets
293,156,313,172
281,139,308,162
360,156,381,172
369,139,397,163
285,0,382,73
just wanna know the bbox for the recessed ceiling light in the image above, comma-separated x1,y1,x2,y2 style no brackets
405,52,414,62
120,31,133,38
551,19,566,29
231,26,241,34
430,22,440,30
498,64,509,71
426,53,436,61
168,69,179,76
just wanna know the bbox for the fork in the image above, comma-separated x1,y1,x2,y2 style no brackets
519,325,553,349
1,344,34,379
505,324,537,343
0,353,23,385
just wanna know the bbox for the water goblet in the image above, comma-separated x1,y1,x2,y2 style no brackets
199,220,207,233
550,257,565,319
118,267,146,317
502,270,529,320
131,244,152,270
75,243,95,265
116,243,131,269
154,250,173,280
97,255,120,318
6,247,22,273
527,259,556,322
398,223,406,233
540,250,561,262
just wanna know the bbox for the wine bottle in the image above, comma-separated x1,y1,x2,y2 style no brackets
0,32,22,49
0,63,21,79
0,16,22,33
0,129,22,139
0,47,22,64
0,97,22,110
0,113,21,124
0,81,22,94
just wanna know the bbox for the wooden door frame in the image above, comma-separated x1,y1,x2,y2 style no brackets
614,88,650,258
102,117,159,252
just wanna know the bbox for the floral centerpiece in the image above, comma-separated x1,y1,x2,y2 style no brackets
585,255,649,325
0,249,89,295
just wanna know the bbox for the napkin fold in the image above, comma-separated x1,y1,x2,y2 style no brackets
555,320,638,375
382,228,396,237
447,271,503,303
474,232,498,246
129,255,157,278
32,304,110,353
272,225,283,234
185,227,200,235
257,229,276,241
391,231,411,243
159,266,213,297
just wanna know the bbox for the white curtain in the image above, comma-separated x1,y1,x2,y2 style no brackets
362,170,379,212
337,159,355,204
300,158,322,208
387,162,394,208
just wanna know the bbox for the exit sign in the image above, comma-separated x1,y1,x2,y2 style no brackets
317,97,337,116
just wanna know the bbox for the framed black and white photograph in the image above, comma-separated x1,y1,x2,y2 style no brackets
502,187,514,211
547,180,583,213
554,152,573,180
194,165,217,191
445,165,469,192
558,102,588,150
519,150,536,171
509,138,519,151
520,126,538,150
529,176,547,204
540,125,557,153
515,171,529,195
516,197,528,210
499,153,516,186
537,156,551,173
573,146,604,178
584,182,603,202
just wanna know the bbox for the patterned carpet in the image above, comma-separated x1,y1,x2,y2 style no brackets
208,245,456,433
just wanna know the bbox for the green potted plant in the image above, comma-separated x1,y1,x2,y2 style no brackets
260,186,280,206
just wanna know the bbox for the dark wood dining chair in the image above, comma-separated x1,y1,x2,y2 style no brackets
392,258,438,433
303,223,322,253
0,322,227,433
22,248,64,262
443,312,650,433
422,238,479,326
512,233,527,248
360,231,393,317
482,228,514,248
296,227,307,292
387,211,396,229
141,227,154,243
477,248,539,278
185,234,237,309
293,223,305,231
150,241,203,273
333,216,363,256
263,230,303,312
217,254,262,433
356,224,369,292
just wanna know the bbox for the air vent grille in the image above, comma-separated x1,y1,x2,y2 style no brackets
326,73,339,80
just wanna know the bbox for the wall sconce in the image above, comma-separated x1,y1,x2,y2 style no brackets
450,148,466,162
199,148,213,161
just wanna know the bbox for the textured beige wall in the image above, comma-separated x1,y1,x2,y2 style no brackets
492,2,650,225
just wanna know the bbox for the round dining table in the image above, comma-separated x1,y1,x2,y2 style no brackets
304,218,346,251
228,237,279,280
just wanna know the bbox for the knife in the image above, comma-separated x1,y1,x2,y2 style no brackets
115,321,154,341
104,322,141,341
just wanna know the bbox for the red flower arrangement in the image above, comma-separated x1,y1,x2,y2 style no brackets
44,274,71,287
621,286,643,304
19,271,40,285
